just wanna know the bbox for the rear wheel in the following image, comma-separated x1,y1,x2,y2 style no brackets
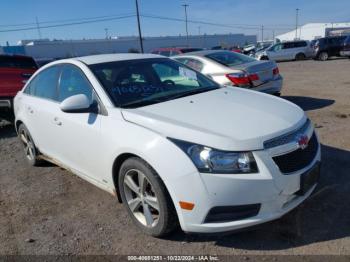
318,52,329,61
260,56,269,60
295,53,306,61
118,157,178,237
18,124,41,166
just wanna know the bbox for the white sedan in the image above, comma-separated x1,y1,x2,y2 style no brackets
14,54,321,237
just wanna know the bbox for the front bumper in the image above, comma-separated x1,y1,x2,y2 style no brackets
340,50,350,57
0,99,12,109
170,128,320,234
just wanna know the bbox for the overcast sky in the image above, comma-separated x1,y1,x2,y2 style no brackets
1,0,349,45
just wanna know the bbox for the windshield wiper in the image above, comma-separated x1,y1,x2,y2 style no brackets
163,87,219,101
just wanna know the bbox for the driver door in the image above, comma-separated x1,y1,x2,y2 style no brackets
50,64,106,183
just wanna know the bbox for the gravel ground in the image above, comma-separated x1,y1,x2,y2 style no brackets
0,58,349,256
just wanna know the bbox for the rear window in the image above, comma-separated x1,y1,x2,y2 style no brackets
0,56,37,69
205,51,255,67
159,51,171,57
180,48,203,53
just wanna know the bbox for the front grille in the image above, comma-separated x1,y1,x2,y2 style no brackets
272,133,318,174
264,119,310,149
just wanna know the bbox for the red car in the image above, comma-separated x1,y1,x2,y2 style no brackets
151,47,203,57
0,55,37,110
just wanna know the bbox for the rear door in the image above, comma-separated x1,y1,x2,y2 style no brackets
20,65,61,155
0,56,37,98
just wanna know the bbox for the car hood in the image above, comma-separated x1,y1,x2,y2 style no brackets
121,88,306,151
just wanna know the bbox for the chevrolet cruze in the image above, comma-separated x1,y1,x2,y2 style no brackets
14,54,321,237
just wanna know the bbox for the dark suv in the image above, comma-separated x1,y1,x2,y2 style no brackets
313,36,347,61
340,35,350,58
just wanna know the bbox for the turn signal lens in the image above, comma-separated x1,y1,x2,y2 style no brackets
179,201,195,210
273,67,279,75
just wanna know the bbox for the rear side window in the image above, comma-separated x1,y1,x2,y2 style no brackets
282,42,295,49
58,65,93,103
25,66,60,100
296,41,307,47
0,56,37,69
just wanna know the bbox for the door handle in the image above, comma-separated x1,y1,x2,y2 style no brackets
53,117,62,126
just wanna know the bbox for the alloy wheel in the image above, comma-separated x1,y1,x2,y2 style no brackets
123,169,160,228
20,129,35,161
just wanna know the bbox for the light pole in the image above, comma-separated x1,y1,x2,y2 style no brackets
135,0,144,53
295,8,299,40
261,25,264,42
182,4,189,46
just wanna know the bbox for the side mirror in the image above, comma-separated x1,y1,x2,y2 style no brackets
60,94,98,114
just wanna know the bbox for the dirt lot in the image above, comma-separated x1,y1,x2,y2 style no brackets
1,58,350,256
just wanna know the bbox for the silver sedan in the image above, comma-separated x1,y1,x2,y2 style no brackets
173,50,283,95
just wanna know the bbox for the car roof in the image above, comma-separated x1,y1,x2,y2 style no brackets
74,53,163,65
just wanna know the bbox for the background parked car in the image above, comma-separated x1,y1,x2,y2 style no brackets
255,40,313,62
151,47,203,56
0,54,37,114
340,35,350,58
173,50,282,95
313,36,348,61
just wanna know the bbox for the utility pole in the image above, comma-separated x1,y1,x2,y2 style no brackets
104,28,109,39
272,30,275,41
295,8,299,40
261,25,264,42
35,16,42,39
182,4,189,46
135,0,144,53
198,26,201,36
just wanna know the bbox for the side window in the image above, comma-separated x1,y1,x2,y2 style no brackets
273,44,282,51
25,66,59,101
282,42,294,49
58,65,93,103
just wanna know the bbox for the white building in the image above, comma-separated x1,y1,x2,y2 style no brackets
1,34,256,59
276,22,350,41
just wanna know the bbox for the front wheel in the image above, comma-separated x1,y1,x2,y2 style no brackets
295,53,306,61
118,157,178,237
18,124,41,166
318,52,329,61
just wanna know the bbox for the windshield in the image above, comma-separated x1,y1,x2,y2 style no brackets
205,51,256,67
89,58,220,108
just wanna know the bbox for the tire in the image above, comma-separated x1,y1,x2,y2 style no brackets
295,53,306,61
118,157,178,237
18,124,41,166
260,56,269,60
274,92,281,97
318,52,329,61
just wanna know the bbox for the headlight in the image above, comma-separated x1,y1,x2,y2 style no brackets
169,138,258,174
